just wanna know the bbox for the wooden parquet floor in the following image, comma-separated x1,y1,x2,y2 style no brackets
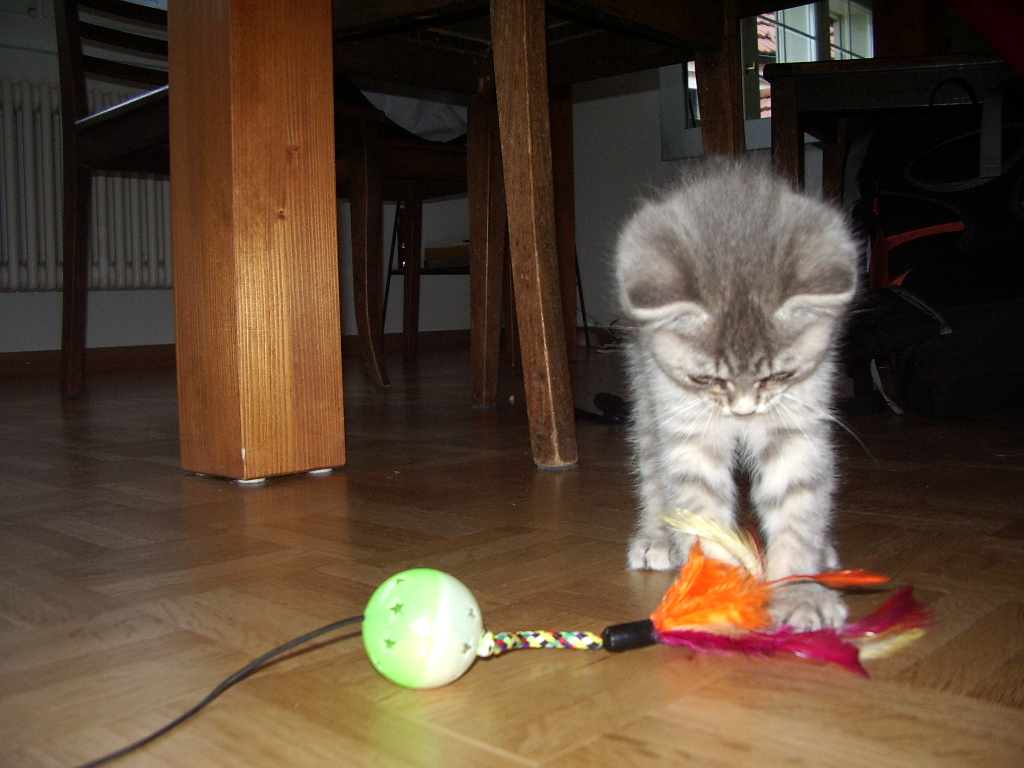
1,349,1023,767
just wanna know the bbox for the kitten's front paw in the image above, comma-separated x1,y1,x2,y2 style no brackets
628,535,678,570
769,583,848,631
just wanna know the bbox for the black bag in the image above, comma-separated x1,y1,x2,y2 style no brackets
851,77,1024,311
842,289,1024,420
841,74,1024,419
893,298,1024,419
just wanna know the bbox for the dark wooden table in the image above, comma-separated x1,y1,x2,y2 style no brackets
167,0,780,477
765,53,1018,192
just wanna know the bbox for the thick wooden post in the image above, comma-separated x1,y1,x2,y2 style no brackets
468,83,507,408
168,0,346,480
695,0,746,156
490,0,577,468
873,0,947,58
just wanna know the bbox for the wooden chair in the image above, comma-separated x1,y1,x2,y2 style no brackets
333,73,467,388
381,207,470,365
55,0,170,398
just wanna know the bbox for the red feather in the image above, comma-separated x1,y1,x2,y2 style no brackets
772,569,890,589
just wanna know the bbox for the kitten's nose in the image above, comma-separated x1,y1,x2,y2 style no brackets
729,394,757,416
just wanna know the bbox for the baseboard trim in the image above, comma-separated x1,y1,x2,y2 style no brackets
0,344,177,378
0,331,471,378
379,328,470,353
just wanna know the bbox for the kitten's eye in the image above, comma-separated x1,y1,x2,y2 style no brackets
760,371,795,385
689,375,723,387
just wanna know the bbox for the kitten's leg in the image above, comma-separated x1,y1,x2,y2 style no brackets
626,362,681,570
627,407,679,570
629,414,739,570
628,450,680,570
747,421,848,630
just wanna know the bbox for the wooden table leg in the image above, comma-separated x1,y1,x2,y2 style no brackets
821,117,849,203
550,89,578,362
468,83,507,408
350,119,390,388
59,165,90,398
769,74,803,186
400,189,423,365
169,0,346,480
502,245,520,368
490,0,578,469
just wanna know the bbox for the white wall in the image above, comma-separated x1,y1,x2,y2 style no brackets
0,2,181,353
0,289,176,352
3,197,470,354
3,196,470,353
573,70,670,328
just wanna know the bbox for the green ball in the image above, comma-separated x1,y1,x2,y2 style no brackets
362,569,484,689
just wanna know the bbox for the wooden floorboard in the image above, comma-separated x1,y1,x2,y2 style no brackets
1,350,1022,767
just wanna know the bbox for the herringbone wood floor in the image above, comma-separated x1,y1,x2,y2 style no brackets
1,349,1023,767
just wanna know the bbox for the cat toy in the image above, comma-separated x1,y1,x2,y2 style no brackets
73,511,933,767
362,509,932,688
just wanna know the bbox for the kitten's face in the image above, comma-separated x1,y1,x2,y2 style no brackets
616,162,859,418
645,300,840,417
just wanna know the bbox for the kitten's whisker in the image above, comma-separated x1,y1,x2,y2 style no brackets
774,399,806,448
777,398,813,446
668,398,705,419
783,393,879,464
772,400,817,465
697,401,717,442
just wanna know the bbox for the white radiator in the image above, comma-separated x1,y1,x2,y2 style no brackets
0,79,172,292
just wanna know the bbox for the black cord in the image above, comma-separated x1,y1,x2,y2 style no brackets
73,614,365,768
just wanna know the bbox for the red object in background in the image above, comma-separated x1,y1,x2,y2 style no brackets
948,0,1024,76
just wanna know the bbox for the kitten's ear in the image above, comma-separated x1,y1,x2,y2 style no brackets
775,262,857,323
623,268,708,327
618,224,706,326
630,299,710,330
625,275,686,314
775,291,852,322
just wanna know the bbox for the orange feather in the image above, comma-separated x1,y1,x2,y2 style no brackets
651,542,774,634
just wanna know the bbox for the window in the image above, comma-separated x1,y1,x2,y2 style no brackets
658,1,872,159
828,0,874,61
749,1,873,118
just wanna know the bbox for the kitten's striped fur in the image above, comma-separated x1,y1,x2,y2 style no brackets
616,159,859,630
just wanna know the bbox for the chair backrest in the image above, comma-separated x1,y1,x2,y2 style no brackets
55,0,168,123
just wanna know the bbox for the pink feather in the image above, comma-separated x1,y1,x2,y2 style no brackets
656,627,868,676
841,587,932,638
655,587,932,676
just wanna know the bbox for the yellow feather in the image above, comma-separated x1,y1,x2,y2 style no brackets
853,628,927,659
660,509,764,578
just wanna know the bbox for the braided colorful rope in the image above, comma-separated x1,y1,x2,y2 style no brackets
478,630,604,658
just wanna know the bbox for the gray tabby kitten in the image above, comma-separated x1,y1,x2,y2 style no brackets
615,159,859,631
